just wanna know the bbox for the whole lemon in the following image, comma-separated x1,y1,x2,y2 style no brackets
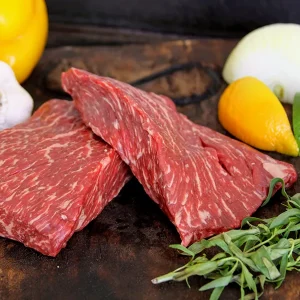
0,0,48,83
218,76,299,157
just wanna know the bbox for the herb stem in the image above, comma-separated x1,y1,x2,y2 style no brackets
288,239,295,258
152,178,300,299
246,230,277,253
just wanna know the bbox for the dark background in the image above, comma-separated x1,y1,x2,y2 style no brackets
46,0,300,37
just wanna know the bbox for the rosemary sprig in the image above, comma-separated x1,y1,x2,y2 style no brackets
152,178,300,299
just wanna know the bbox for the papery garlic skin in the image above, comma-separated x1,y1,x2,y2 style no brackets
0,61,33,130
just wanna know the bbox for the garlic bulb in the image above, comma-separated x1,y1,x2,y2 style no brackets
0,61,33,130
222,23,300,104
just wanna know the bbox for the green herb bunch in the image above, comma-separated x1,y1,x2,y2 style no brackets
152,178,300,299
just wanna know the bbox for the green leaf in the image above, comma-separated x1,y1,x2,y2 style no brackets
241,264,258,299
211,252,228,261
272,238,290,249
257,275,266,294
287,223,300,233
225,229,260,241
209,286,225,300
291,193,300,208
292,92,300,153
261,178,289,207
174,261,219,281
234,235,261,249
268,239,291,260
269,208,300,229
223,232,232,244
288,199,300,210
170,244,195,257
193,256,209,264
188,239,210,255
200,275,232,291
275,253,288,289
291,193,300,200
268,248,290,261
244,293,258,300
152,177,300,300
250,246,280,280
262,257,281,280
258,224,270,235
283,221,298,238
241,217,265,228
244,240,259,252
229,242,259,272
209,238,232,255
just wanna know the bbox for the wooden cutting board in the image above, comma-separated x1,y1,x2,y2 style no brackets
1,31,299,300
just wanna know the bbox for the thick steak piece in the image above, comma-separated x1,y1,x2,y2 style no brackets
62,69,297,246
0,100,130,256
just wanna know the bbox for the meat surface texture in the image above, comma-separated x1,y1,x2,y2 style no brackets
0,100,130,256
62,68,298,246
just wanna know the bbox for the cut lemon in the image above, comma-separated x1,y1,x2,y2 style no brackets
218,76,299,157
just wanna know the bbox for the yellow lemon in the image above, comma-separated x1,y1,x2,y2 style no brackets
218,76,299,156
0,0,48,83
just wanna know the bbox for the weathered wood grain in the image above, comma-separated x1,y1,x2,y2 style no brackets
2,35,299,300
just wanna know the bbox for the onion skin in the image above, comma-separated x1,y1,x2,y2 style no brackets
223,23,300,104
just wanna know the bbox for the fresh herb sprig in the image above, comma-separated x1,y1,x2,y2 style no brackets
152,178,300,300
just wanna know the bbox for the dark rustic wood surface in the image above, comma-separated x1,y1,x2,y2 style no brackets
47,24,187,47
1,32,300,300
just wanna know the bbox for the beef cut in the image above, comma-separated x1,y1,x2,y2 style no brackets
0,100,130,256
62,68,297,246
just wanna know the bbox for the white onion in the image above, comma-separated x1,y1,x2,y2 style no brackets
222,23,300,104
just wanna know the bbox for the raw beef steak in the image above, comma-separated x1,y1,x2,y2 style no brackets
0,100,130,256
62,69,297,246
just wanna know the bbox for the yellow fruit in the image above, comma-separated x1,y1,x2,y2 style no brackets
0,0,48,83
218,76,299,157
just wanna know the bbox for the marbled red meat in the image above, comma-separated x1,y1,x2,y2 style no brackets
62,68,298,246
0,100,130,256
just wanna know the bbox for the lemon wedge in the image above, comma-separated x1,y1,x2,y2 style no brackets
218,77,299,157
223,23,300,104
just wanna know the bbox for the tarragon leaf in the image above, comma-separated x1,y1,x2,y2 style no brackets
287,223,300,233
269,209,300,229
152,177,300,300
199,275,232,291
241,217,266,228
225,229,260,241
188,239,211,255
211,252,228,261
275,253,288,289
261,178,289,207
262,257,281,280
250,246,280,280
209,238,232,255
210,286,225,300
174,261,219,281
291,193,300,208
244,239,259,252
229,242,259,272
234,235,261,249
268,239,290,260
240,264,258,300
170,244,195,258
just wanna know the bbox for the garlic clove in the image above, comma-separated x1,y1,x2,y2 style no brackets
0,61,33,130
